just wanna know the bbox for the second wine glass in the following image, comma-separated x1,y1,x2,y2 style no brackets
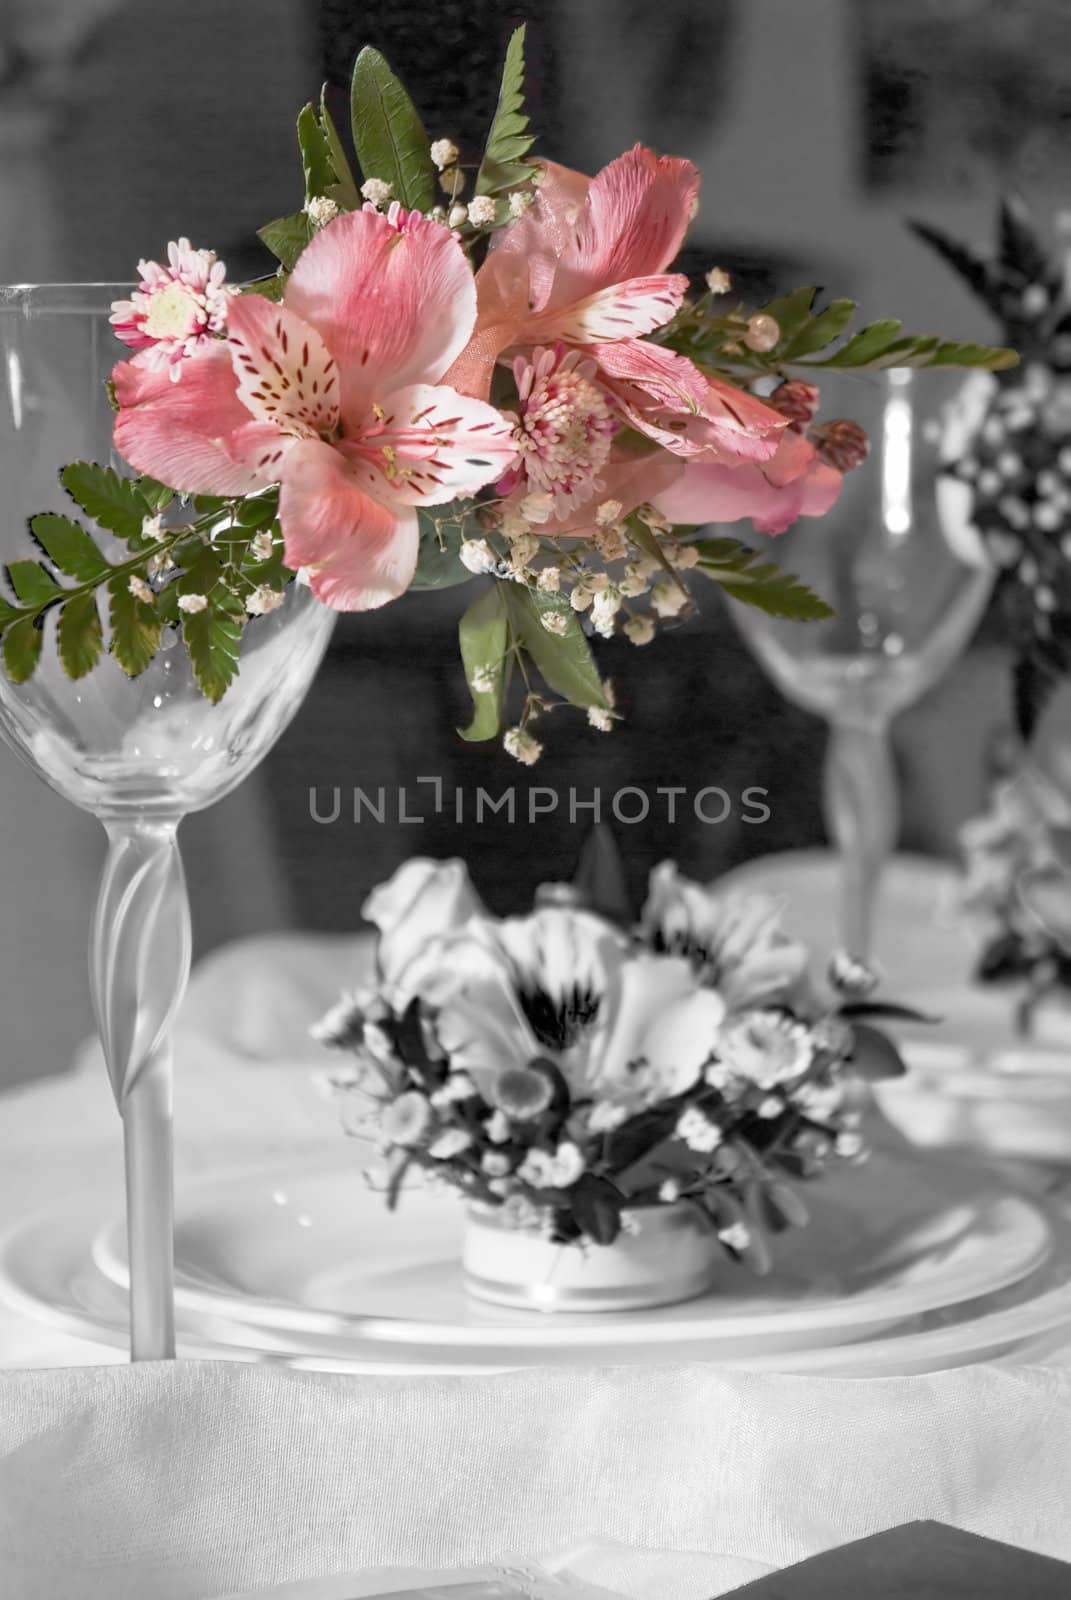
731,367,995,962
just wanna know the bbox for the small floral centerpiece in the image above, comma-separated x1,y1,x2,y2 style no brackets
913,198,1071,740
0,30,1013,759
959,758,1071,1035
316,836,918,1311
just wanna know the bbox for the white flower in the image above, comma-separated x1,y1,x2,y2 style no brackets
536,566,561,593
471,664,498,694
128,575,154,604
587,1101,629,1133
618,571,649,598
468,195,498,227
591,588,620,637
650,579,689,618
705,267,732,294
641,864,808,1008
503,726,542,765
519,1141,585,1189
595,498,624,526
146,552,174,578
380,1090,431,1148
459,538,497,574
716,1010,814,1089
430,138,459,170
520,490,554,525
428,1128,472,1160
485,1108,511,1144
570,581,595,612
541,609,569,636
669,543,700,570
305,194,339,228
361,178,393,207
439,166,465,198
658,1178,682,1203
717,1222,751,1252
675,1107,723,1153
430,1073,477,1108
509,190,534,219
482,1151,511,1177
624,615,656,646
246,585,284,615
362,857,485,996
141,513,164,542
250,530,275,561
177,592,208,614
506,533,539,569
448,204,469,230
757,1095,783,1119
594,525,628,562
835,1130,866,1160
588,705,614,733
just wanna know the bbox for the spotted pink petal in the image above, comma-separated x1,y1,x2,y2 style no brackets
227,295,340,438
284,208,477,428
112,344,268,497
548,145,700,310
277,437,419,611
528,274,688,344
338,383,516,509
596,342,786,464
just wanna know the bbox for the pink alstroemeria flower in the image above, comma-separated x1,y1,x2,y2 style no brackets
653,429,843,536
112,207,516,610
445,146,789,520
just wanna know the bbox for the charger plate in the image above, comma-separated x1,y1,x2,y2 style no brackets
0,1173,1069,1375
77,1149,1051,1363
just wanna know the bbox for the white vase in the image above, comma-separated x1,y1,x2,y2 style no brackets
462,1201,719,1313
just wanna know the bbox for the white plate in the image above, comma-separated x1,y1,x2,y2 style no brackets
89,1150,1051,1360
2,1181,1070,1376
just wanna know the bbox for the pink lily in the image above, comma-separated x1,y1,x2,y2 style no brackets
445,146,788,490
112,207,516,610
652,429,843,536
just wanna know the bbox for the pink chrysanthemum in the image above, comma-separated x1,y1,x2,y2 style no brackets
500,345,618,516
110,239,235,381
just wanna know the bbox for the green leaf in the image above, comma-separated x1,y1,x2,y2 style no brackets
458,583,511,741
1,616,42,683
297,101,337,200
258,212,312,271
320,87,361,209
410,504,479,590
780,297,856,359
349,46,436,212
908,219,995,305
183,604,242,704
505,586,609,710
108,576,161,677
236,492,280,530
0,596,18,629
138,477,175,512
57,592,103,679
847,1022,907,1082
240,273,287,303
60,462,152,545
5,560,61,609
476,25,537,196
813,318,905,368
29,513,109,583
694,538,834,621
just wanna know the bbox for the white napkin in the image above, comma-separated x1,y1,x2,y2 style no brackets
2,1360,1071,1600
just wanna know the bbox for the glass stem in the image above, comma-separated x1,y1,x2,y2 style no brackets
90,818,191,1361
823,716,898,965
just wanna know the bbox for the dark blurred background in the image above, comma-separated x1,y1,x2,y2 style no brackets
1,0,1069,1083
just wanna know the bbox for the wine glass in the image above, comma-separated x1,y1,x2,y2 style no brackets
730,367,995,963
0,285,336,1359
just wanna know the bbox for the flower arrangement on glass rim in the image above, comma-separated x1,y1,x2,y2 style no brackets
316,831,926,1310
0,30,1015,760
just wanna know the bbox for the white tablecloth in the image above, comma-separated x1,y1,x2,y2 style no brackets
2,876,1071,1598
